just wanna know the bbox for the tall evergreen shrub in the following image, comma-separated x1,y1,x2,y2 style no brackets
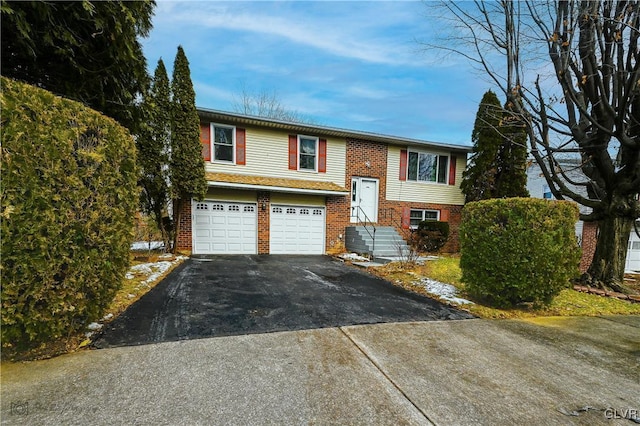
460,198,580,307
170,46,207,250
1,77,138,350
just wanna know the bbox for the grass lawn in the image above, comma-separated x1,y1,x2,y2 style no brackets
370,255,640,319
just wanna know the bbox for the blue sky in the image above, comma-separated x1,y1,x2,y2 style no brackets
142,1,492,147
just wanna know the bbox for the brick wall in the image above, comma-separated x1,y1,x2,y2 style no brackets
257,191,270,254
580,221,598,273
176,199,192,251
326,195,350,250
379,201,463,252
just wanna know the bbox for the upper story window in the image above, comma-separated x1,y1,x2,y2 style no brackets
298,136,318,171
407,151,449,184
213,124,235,163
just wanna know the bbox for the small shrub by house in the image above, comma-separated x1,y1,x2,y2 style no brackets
460,198,580,307
411,220,450,253
1,77,138,351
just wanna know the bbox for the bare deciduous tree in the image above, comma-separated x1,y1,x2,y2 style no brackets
430,0,639,291
232,87,315,124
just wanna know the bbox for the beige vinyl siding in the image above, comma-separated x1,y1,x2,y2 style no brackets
205,126,346,187
270,193,325,206
386,145,466,205
205,188,257,202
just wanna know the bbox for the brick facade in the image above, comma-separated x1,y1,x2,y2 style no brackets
579,221,598,273
326,195,350,250
257,191,270,254
176,199,192,251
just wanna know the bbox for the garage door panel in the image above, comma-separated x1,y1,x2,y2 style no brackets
211,216,226,225
193,200,257,254
195,216,211,225
195,229,211,238
270,204,325,254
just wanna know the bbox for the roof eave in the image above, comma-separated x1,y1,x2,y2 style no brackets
207,181,349,196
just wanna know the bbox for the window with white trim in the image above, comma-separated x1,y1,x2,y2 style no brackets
298,136,318,171
410,209,439,229
212,124,235,163
407,151,449,183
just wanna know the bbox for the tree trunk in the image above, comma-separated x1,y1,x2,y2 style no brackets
582,215,633,293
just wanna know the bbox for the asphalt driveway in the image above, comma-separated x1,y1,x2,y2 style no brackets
94,255,473,348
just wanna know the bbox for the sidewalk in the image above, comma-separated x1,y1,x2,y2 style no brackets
2,316,639,425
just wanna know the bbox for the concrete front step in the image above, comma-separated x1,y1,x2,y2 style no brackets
345,226,411,259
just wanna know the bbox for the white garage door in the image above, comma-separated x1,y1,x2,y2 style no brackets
270,205,325,254
192,201,257,254
626,229,640,272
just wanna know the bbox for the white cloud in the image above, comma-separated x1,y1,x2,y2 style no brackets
152,2,426,66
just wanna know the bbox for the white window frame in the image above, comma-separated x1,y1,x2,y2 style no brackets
298,135,318,172
409,209,440,229
406,150,449,184
211,123,236,164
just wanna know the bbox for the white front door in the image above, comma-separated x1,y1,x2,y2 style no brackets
350,177,378,223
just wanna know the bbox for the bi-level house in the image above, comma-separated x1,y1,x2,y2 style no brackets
175,108,471,257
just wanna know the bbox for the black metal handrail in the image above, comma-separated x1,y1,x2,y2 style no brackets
381,208,413,242
352,205,376,255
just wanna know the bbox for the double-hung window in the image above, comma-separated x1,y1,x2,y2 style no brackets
213,124,235,163
298,135,318,171
407,151,449,183
410,209,439,229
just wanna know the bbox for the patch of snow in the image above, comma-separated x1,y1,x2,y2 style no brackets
418,278,474,305
129,261,171,285
87,322,103,331
339,253,370,262
131,241,164,251
127,294,135,299
125,273,134,280
127,255,187,285
102,313,113,321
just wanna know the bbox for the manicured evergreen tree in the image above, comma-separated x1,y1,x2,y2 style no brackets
170,46,207,251
138,59,172,249
460,90,503,202
495,103,529,198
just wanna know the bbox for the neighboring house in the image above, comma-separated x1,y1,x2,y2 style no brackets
526,160,640,272
174,108,471,256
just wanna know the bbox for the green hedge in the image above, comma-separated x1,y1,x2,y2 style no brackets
411,220,450,253
1,77,138,351
459,198,580,307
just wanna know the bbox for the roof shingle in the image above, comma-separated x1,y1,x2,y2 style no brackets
205,172,349,193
